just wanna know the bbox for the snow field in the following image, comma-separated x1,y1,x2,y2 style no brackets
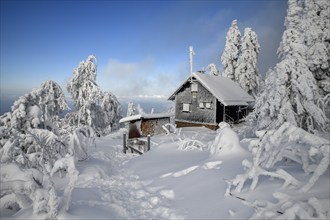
2,126,329,219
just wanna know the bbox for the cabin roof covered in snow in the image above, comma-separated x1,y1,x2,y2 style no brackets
168,72,254,106
119,113,173,123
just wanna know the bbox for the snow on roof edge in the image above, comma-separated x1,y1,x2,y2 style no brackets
119,113,173,123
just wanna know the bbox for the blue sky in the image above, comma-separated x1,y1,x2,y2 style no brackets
1,0,287,109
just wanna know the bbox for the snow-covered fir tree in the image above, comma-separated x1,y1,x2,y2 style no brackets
251,0,327,133
137,104,145,115
127,102,136,117
304,0,330,97
100,92,122,133
67,55,122,135
235,28,261,98
221,20,241,81
207,63,219,76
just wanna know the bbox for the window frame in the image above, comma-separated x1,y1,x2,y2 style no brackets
182,103,190,112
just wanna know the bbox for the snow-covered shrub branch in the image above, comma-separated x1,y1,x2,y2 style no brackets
228,122,329,195
70,126,96,161
51,155,79,212
164,125,208,151
228,159,299,193
0,163,58,218
249,192,330,220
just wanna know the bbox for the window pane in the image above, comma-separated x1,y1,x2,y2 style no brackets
191,83,198,92
183,103,190,112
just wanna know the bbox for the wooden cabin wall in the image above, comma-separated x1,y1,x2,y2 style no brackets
128,121,142,139
175,81,216,125
141,118,170,136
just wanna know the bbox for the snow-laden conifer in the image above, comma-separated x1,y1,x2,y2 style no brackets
251,0,327,132
221,20,241,81
233,1,330,204
67,55,122,135
127,102,136,117
235,28,261,98
207,63,219,76
304,0,330,97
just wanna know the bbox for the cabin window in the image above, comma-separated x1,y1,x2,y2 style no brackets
182,103,190,112
199,102,204,108
192,91,197,99
191,83,198,99
191,83,198,92
205,102,212,109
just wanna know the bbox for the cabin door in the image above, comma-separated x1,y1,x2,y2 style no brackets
216,101,224,123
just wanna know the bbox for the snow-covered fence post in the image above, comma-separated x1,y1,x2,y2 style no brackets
123,133,127,154
147,135,151,151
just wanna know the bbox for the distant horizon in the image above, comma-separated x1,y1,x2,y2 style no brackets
0,93,174,117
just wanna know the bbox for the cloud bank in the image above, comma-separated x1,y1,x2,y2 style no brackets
98,57,187,98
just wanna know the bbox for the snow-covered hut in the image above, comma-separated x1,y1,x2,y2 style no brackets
119,113,172,139
168,72,254,130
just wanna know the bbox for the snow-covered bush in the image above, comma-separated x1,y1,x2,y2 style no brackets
67,55,122,136
0,163,58,218
209,122,245,156
0,80,68,137
51,155,79,211
0,80,77,217
70,126,95,161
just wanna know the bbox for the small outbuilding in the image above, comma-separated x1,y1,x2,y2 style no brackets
168,72,254,130
119,113,172,154
119,113,172,139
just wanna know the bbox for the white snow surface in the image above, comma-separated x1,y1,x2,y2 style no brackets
1,127,329,219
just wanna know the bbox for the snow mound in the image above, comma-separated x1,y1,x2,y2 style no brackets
210,122,246,156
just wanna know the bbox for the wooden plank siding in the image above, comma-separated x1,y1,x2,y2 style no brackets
140,118,170,137
173,79,249,130
128,117,170,139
